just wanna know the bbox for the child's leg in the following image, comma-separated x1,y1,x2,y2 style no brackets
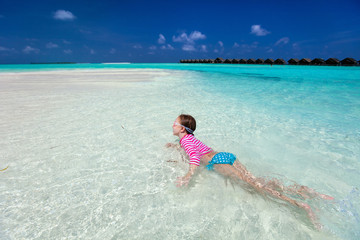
286,185,334,200
219,161,320,228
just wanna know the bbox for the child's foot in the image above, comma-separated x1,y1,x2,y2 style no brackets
319,193,334,200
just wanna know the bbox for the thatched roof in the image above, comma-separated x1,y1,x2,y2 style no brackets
299,58,312,65
288,58,299,65
264,58,274,64
232,59,240,63
274,58,286,64
341,58,357,66
311,58,325,65
214,57,224,63
247,58,256,64
239,59,247,64
224,59,232,63
256,59,265,64
207,59,215,63
325,58,340,65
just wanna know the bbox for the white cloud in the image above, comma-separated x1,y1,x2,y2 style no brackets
133,44,142,49
275,37,289,46
172,31,206,44
158,34,166,44
149,45,157,50
250,25,270,36
267,48,274,53
239,42,258,53
46,42,58,49
0,46,10,51
173,33,188,43
110,48,116,54
173,30,206,52
23,46,39,54
90,49,95,54
214,41,224,54
182,44,196,51
233,42,240,48
64,49,72,54
63,40,71,44
200,45,207,52
161,44,174,50
189,31,206,41
53,10,76,21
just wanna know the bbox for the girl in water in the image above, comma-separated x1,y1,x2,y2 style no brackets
166,114,333,228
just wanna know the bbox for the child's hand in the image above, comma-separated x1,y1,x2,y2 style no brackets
176,176,191,187
165,143,176,148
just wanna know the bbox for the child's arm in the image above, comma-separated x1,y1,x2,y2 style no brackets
176,164,197,187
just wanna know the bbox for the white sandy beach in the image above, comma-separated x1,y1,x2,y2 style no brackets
0,69,172,131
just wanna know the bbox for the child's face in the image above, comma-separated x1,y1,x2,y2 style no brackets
172,117,183,136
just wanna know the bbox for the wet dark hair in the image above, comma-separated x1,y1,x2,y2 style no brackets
178,114,196,135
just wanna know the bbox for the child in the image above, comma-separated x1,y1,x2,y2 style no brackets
166,114,333,229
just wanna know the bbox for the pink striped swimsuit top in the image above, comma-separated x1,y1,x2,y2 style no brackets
180,134,213,166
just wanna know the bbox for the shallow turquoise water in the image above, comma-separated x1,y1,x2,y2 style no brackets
0,64,359,239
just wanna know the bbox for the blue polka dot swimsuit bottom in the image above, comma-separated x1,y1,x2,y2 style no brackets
207,152,236,170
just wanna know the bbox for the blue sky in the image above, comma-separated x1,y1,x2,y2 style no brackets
0,0,359,63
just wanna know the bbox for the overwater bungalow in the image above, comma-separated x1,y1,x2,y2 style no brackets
239,59,247,64
207,59,215,63
325,58,340,66
215,57,224,63
341,58,357,66
256,59,265,64
264,58,274,65
224,59,232,64
274,58,286,65
299,58,312,65
247,59,256,64
232,59,240,64
311,58,325,65
288,58,299,65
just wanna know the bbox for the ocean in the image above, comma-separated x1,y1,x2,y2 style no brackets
0,63,359,239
